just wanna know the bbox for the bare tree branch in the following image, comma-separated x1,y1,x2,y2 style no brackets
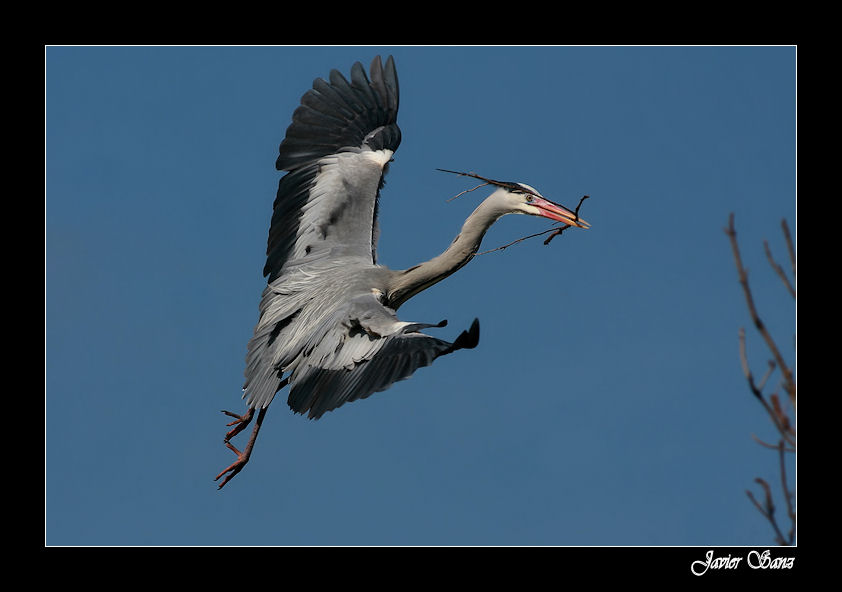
764,240,796,299
747,478,789,546
727,213,796,546
781,219,795,281
777,440,796,543
737,328,795,447
725,214,795,401
750,433,795,452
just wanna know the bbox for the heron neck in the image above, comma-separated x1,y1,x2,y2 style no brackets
387,197,505,309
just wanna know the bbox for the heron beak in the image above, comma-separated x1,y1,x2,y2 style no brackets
532,196,590,229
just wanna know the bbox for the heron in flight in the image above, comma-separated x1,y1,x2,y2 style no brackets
216,56,589,488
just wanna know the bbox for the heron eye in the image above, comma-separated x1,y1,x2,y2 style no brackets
525,194,534,203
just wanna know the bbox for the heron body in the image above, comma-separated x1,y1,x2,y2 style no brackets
216,56,589,488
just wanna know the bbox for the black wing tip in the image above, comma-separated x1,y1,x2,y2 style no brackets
452,318,480,351
275,55,401,172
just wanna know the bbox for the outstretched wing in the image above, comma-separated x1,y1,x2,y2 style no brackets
284,297,481,419
263,55,401,282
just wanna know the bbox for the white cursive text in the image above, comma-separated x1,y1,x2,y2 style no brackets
691,549,795,575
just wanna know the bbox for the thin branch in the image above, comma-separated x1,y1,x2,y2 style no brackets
770,393,793,435
780,218,797,410
750,433,795,452
737,327,764,402
764,239,796,299
781,219,795,282
756,360,776,391
446,181,490,203
738,327,795,447
746,478,789,546
757,477,775,515
728,213,796,546
477,226,563,255
544,224,572,245
725,214,795,401
777,440,796,544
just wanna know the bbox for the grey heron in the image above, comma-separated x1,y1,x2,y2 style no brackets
215,55,589,489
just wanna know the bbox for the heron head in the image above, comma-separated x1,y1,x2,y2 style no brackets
438,169,589,229
502,182,590,229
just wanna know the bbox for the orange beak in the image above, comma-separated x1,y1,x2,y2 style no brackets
532,196,590,229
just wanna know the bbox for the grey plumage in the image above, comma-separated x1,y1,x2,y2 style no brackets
265,56,400,280
243,257,478,418
217,55,589,488
243,56,477,419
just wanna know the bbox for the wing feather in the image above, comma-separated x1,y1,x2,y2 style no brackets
287,312,481,420
243,270,480,417
264,56,401,282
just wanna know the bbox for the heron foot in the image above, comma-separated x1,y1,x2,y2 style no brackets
220,407,254,442
215,406,267,490
214,441,250,489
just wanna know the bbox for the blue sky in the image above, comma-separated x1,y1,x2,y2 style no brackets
45,46,796,546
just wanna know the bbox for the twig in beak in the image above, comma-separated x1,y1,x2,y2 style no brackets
543,195,590,246
479,194,591,255
478,226,563,255
446,182,490,203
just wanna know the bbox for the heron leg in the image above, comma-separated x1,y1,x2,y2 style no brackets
215,406,267,490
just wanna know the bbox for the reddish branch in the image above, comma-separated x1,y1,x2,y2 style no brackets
726,215,796,404
725,213,796,546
